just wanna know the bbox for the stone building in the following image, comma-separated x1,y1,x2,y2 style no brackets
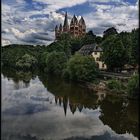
55,12,86,39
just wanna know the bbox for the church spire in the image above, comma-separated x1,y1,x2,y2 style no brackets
63,12,68,27
63,12,69,33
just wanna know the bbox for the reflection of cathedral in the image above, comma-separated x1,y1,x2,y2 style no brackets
55,12,86,40
55,95,99,116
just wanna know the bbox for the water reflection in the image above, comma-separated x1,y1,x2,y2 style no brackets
1,68,139,140
100,96,139,138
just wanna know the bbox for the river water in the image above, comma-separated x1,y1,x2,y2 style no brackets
1,69,139,140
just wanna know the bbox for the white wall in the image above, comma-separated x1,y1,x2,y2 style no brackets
92,52,107,70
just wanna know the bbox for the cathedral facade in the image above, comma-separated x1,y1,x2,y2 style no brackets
55,12,86,40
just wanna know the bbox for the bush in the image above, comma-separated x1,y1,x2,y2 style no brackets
127,74,139,98
107,79,122,91
44,51,67,75
63,53,99,82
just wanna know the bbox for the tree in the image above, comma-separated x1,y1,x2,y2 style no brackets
81,30,96,45
16,54,38,70
95,36,103,44
63,53,99,82
45,38,71,58
117,29,139,66
130,29,139,66
70,38,82,55
44,51,67,75
117,31,132,64
101,35,129,72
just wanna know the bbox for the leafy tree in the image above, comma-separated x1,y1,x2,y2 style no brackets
59,33,71,41
117,29,139,66
101,35,129,72
130,29,139,65
70,38,82,54
95,36,103,44
16,54,38,70
39,51,49,67
44,51,67,75
117,32,132,64
63,53,99,82
45,39,71,57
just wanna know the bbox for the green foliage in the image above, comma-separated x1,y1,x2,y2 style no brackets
63,53,99,82
44,51,67,75
16,54,38,70
107,79,122,91
81,30,96,45
101,35,129,71
58,33,71,41
1,44,45,67
95,36,103,44
70,38,83,54
127,74,139,98
45,40,71,57
130,29,139,65
39,51,49,67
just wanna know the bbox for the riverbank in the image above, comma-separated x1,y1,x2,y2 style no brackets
77,77,139,100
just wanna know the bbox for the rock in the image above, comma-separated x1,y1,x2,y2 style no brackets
97,82,106,90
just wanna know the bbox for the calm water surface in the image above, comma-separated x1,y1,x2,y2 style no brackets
1,69,139,140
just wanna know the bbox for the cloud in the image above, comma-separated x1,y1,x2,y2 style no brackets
83,2,138,35
32,0,88,11
1,0,139,46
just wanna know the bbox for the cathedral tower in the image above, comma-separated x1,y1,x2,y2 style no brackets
79,16,86,37
55,12,86,40
70,15,79,37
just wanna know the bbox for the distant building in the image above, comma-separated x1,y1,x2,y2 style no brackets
55,12,86,40
78,44,107,70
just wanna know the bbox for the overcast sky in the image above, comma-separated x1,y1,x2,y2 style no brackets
2,0,139,46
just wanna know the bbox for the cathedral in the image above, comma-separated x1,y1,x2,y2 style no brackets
55,12,86,40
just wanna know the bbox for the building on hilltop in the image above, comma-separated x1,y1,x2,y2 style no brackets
55,12,86,40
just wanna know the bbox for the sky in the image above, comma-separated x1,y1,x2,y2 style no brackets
2,0,139,46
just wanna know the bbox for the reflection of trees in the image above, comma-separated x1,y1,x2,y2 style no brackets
2,66,38,88
99,95,139,138
38,74,101,115
2,67,138,138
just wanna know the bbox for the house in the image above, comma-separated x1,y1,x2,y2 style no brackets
78,44,107,70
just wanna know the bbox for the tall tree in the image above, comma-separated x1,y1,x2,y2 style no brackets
101,35,129,72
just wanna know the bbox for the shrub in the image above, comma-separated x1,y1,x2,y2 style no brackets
107,79,122,91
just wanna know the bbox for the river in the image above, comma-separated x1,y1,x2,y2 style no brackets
1,69,139,140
